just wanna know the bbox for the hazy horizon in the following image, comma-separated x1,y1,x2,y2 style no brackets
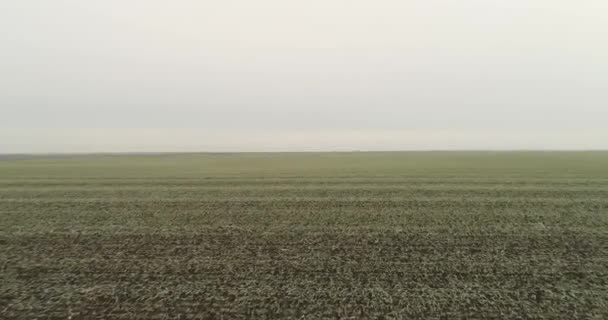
2,1,608,153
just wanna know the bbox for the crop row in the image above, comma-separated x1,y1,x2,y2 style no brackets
2,231,607,319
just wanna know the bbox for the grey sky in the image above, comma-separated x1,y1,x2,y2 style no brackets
1,0,607,152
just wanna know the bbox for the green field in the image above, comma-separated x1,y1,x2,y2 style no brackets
1,152,607,319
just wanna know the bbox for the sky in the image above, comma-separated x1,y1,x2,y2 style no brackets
1,0,607,152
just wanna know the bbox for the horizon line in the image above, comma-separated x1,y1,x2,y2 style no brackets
2,149,608,156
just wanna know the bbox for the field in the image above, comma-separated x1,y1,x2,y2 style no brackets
1,151,607,319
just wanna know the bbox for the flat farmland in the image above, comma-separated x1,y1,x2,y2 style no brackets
1,152,607,319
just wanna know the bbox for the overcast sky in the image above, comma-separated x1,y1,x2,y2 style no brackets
1,0,607,152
